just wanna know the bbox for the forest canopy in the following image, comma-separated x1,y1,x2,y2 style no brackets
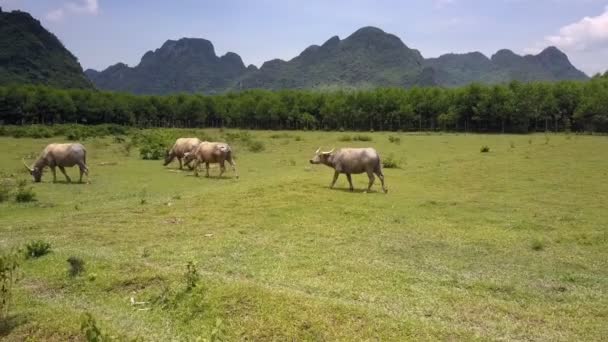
1,74,608,133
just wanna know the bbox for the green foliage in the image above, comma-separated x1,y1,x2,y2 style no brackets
247,140,265,153
531,238,545,251
15,180,36,202
353,134,372,142
388,135,401,144
0,179,11,202
67,256,85,277
382,154,400,169
133,131,171,160
184,261,200,291
207,318,226,342
0,249,21,320
80,313,107,342
480,145,490,153
1,78,608,133
25,240,52,259
0,10,93,89
338,135,352,142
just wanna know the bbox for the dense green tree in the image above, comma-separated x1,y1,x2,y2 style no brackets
2,79,608,133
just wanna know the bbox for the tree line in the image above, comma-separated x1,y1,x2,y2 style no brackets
1,73,608,133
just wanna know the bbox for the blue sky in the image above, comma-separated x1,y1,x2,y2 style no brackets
2,0,608,75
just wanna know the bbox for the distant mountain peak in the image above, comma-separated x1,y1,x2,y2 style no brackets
84,25,588,94
0,9,92,88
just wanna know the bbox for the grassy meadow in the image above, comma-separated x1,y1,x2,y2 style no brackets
1,130,607,341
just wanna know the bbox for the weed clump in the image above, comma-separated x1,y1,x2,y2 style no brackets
353,134,372,142
25,240,52,259
247,140,265,153
184,261,200,291
480,145,490,153
338,135,352,142
67,256,85,277
0,249,21,320
15,180,36,203
388,135,401,144
80,312,106,342
531,238,545,251
0,179,11,202
382,154,401,169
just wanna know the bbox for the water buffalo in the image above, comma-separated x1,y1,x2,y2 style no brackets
23,143,89,183
164,138,204,169
309,147,387,193
186,142,238,178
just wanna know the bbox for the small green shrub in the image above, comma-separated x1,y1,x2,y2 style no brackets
247,140,265,153
67,256,85,277
0,179,11,203
480,145,490,153
338,135,352,142
0,249,21,319
353,134,372,142
208,318,226,342
25,240,52,259
388,135,401,144
509,141,515,149
184,261,200,291
15,180,36,203
531,239,545,251
81,313,106,342
382,154,400,169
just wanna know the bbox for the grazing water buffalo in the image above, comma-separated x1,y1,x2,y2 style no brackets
309,147,387,193
185,142,238,178
164,138,204,169
23,143,89,183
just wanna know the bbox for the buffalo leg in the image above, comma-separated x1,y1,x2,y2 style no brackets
205,162,210,178
78,164,87,183
178,157,183,170
193,159,200,177
346,173,354,191
50,166,57,183
58,166,71,183
375,169,387,193
366,171,375,192
219,161,226,178
330,171,339,189
228,158,238,178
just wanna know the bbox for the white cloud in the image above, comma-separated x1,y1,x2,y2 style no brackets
525,6,608,75
66,0,99,15
545,6,608,51
434,0,456,10
46,0,99,22
46,8,65,22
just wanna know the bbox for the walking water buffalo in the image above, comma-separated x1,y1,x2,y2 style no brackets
309,147,387,193
185,142,238,178
23,143,89,183
164,138,204,169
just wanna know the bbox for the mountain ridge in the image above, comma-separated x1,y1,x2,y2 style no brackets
0,8,93,89
87,26,587,94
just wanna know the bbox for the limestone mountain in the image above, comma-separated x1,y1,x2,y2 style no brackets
0,8,92,89
85,38,248,94
83,26,588,94
239,27,426,90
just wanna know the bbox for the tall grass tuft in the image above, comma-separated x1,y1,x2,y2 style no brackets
25,240,52,259
67,257,85,277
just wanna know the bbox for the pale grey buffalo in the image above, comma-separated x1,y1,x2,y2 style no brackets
184,142,238,178
164,138,204,169
309,147,387,193
23,143,89,183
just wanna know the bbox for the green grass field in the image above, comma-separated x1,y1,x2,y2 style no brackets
1,131,607,341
